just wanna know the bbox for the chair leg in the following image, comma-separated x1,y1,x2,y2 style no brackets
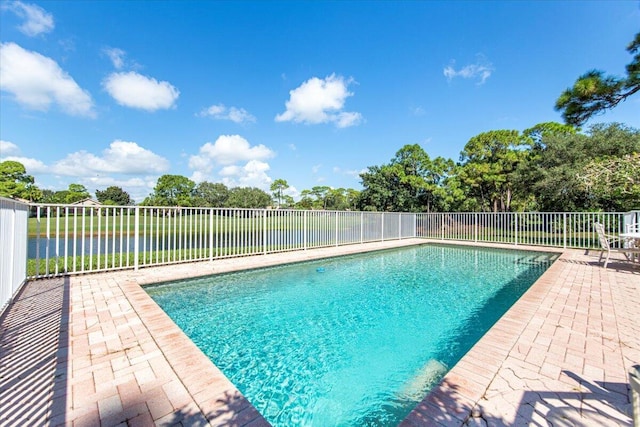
604,250,611,269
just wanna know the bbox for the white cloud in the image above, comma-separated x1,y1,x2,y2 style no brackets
0,42,95,117
332,166,366,179
288,144,297,151
197,103,256,124
275,74,363,128
346,168,367,178
85,175,155,202
51,140,170,176
103,47,126,69
219,165,241,177
190,171,208,184
444,55,494,85
3,1,54,36
0,140,165,202
189,135,274,170
220,160,272,189
87,175,148,188
2,156,47,173
0,140,47,173
335,111,363,128
103,71,179,111
284,185,299,200
0,140,20,156
188,135,276,190
411,106,426,116
311,164,322,174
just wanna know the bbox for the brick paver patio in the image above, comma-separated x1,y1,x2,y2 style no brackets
1,239,638,426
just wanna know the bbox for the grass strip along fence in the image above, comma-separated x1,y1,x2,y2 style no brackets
25,204,637,279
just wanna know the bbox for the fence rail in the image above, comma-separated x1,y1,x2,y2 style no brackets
1,200,637,291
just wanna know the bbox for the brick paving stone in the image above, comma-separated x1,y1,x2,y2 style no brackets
133,366,156,387
97,393,125,425
128,410,154,427
72,406,100,427
144,387,174,420
243,417,273,427
162,380,192,410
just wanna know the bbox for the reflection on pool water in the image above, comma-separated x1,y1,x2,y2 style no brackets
146,244,557,426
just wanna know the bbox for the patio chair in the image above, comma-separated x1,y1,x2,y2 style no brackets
626,222,639,233
593,223,640,268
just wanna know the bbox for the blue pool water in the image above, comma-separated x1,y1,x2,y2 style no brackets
146,244,556,426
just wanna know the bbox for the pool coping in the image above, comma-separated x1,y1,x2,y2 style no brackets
1,238,637,426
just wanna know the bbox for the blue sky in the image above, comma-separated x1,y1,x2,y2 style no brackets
1,1,639,202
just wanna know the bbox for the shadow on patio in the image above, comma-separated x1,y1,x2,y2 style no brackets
0,278,269,427
405,371,633,426
0,277,70,426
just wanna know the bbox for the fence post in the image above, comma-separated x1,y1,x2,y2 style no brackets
334,212,338,247
263,209,268,255
441,214,445,241
46,206,51,276
474,213,478,242
209,208,214,261
53,208,59,275
7,201,16,298
134,206,140,271
381,212,385,242
304,210,308,250
399,214,402,240
360,212,364,244
563,213,567,249
413,213,417,238
514,213,518,246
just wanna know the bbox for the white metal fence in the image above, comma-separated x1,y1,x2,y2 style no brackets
1,201,636,286
416,211,634,248
0,197,29,311
26,205,417,279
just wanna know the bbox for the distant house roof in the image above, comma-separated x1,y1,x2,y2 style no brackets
71,198,102,207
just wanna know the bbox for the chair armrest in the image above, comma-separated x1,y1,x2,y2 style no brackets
605,234,622,244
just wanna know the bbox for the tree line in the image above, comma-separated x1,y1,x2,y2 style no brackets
358,122,639,213
2,121,637,213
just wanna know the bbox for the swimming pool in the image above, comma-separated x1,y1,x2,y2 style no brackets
146,244,557,426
